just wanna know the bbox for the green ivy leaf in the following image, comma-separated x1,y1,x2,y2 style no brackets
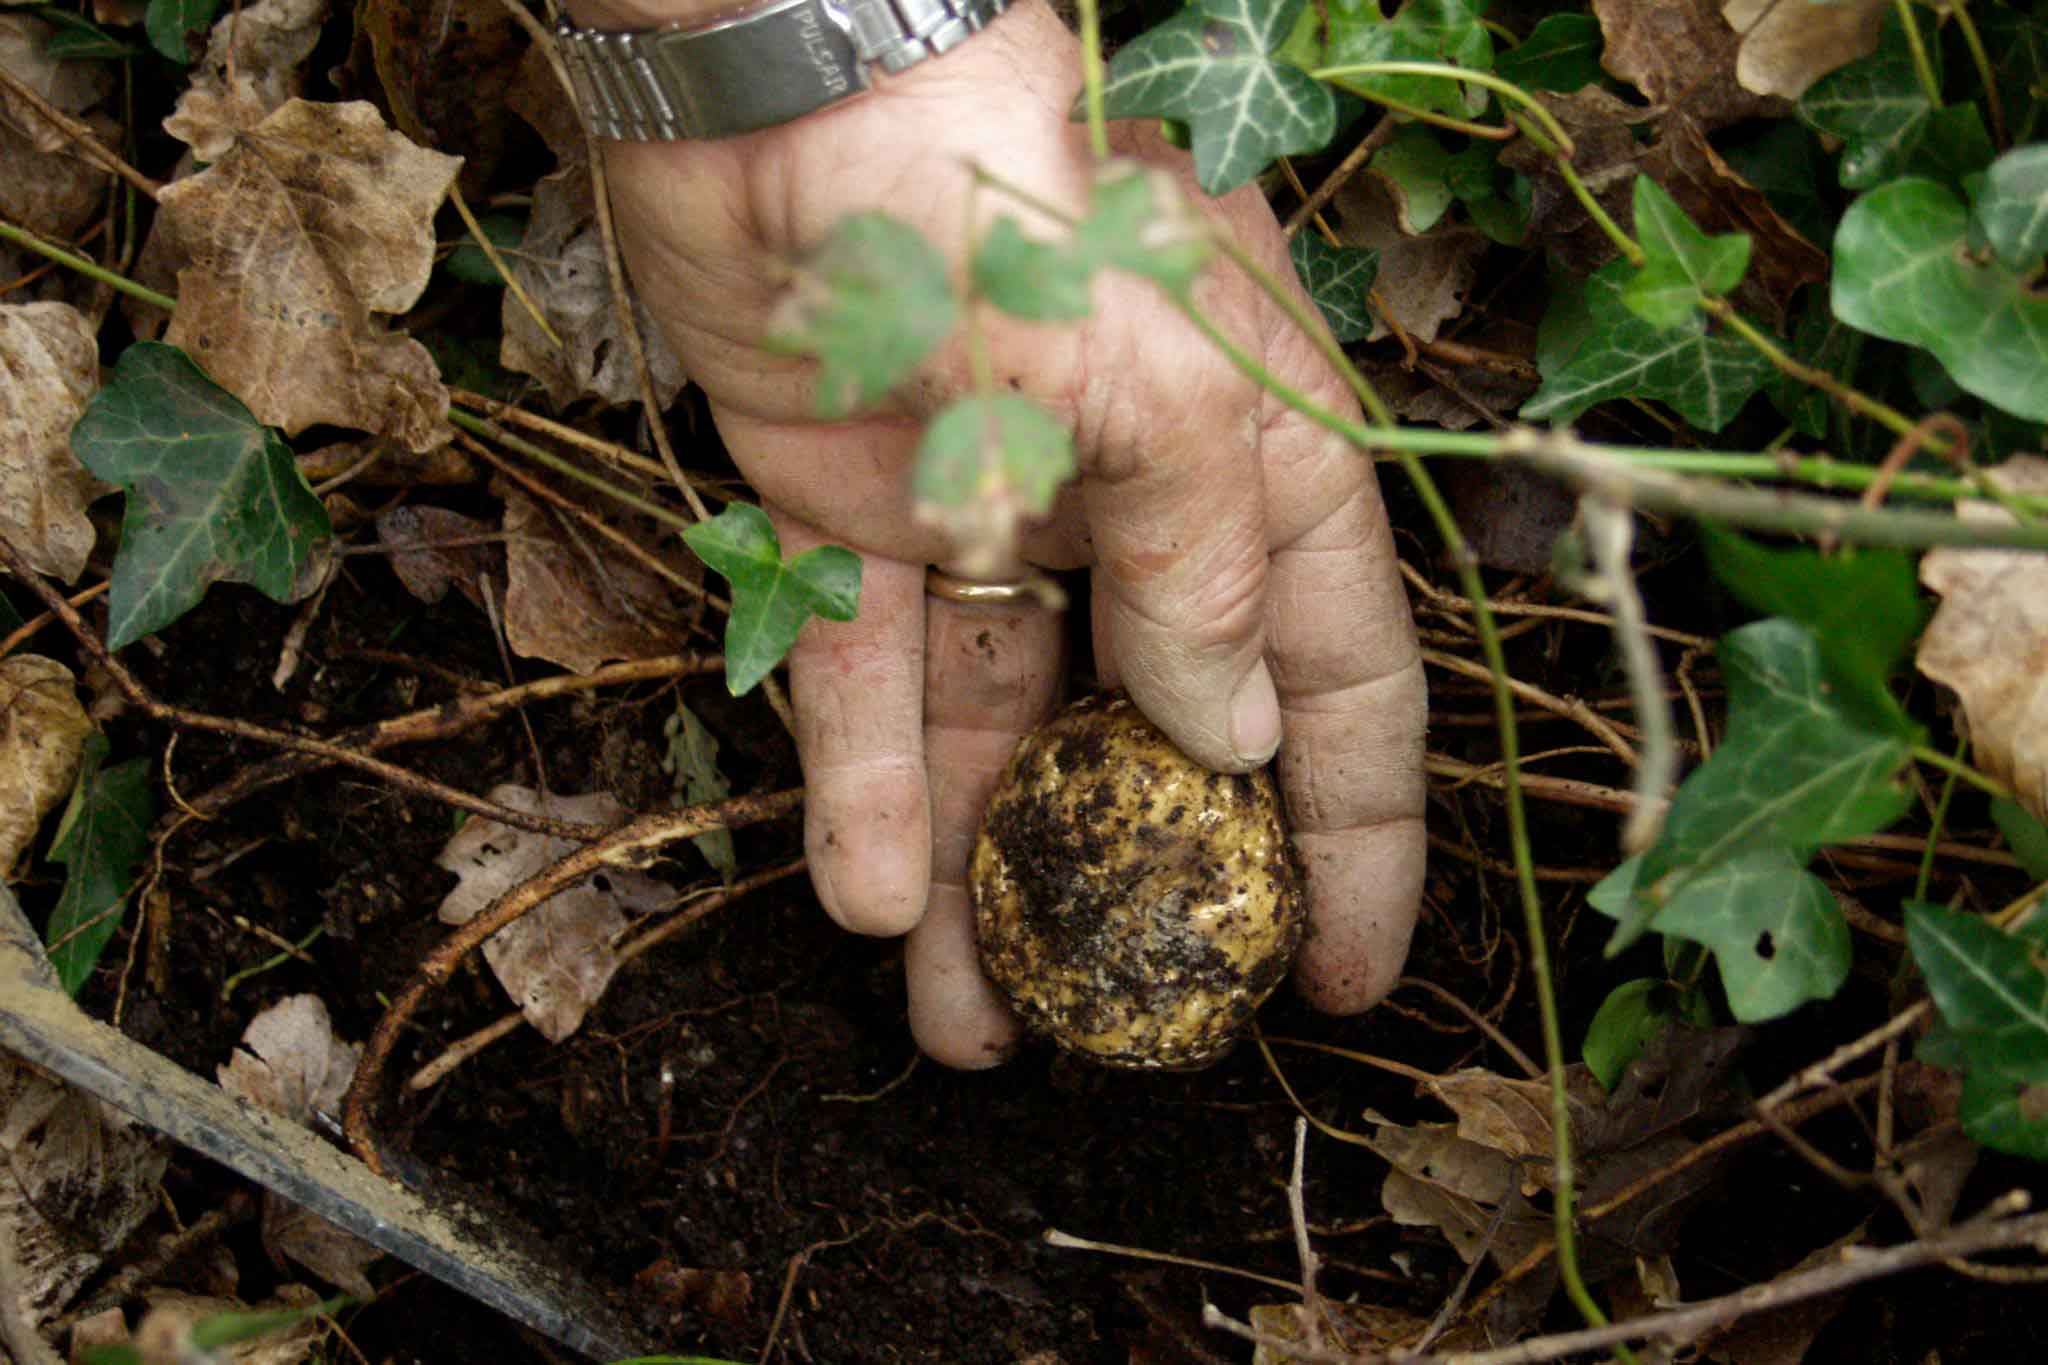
1524,260,1771,430
680,504,862,697
72,343,332,651
1371,126,1455,234
911,395,1075,542
1621,177,1754,330
1582,978,1671,1091
1698,526,1925,737
143,0,218,63
664,701,736,881
1446,144,1528,245
1289,231,1378,343
1099,0,1335,195
1798,10,1937,189
1907,903,2048,1160
1651,849,1851,1022
1762,289,1862,440
1992,798,2048,883
974,164,1214,321
1720,121,1832,249
39,9,141,59
1832,177,2048,422
44,735,154,996
442,211,525,286
1976,145,2048,267
764,213,957,419
973,218,1096,321
1321,0,1493,117
1625,618,1913,942
1494,12,1602,93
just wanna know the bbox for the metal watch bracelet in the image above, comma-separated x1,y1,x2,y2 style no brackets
556,0,1011,141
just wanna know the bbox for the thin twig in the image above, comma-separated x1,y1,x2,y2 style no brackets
341,787,804,1173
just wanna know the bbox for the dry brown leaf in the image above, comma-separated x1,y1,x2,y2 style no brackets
1331,175,1483,344
1917,456,2048,824
0,302,106,581
1429,1065,1607,1189
155,99,460,451
500,164,688,410
127,1287,324,1365
215,996,383,1295
0,13,113,154
375,504,497,606
1593,0,1785,126
0,16,115,254
162,0,328,160
500,481,703,673
504,40,584,166
1,1051,169,1331
297,435,475,487
354,0,525,194
1723,0,1887,100
0,655,91,873
436,785,676,1041
216,994,361,1127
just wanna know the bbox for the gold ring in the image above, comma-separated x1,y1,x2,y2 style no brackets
924,567,1066,610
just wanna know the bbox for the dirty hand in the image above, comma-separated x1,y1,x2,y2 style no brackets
567,0,1426,1067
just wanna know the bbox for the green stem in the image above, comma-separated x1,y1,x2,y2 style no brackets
1893,0,1942,108
0,214,176,313
1513,113,1644,266
447,409,702,535
1511,434,2048,551
1702,300,1927,445
1345,87,1514,143
1179,259,1615,1353
1915,736,1969,904
1949,0,2008,149
1310,60,1578,158
1912,744,2013,803
1074,0,1111,161
1208,234,1395,427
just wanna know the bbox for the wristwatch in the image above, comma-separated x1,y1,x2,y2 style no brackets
556,0,1012,141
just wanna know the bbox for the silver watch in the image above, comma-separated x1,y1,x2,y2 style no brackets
556,0,1011,141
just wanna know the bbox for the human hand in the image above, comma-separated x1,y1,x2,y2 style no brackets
566,0,1427,1067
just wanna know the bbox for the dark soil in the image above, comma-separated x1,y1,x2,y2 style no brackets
26,545,2048,1365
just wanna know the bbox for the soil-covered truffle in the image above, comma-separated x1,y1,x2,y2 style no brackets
971,694,1306,1068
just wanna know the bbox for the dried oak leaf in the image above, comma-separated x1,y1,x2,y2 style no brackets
1593,0,1786,127
1917,456,2048,824
500,480,703,673
1723,0,1887,100
436,786,676,1042
162,0,329,160
156,99,460,452
0,654,91,873
216,995,382,1296
0,301,107,580
500,163,688,410
1,1051,168,1330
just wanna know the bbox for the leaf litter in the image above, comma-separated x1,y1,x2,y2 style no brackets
3,0,2047,1359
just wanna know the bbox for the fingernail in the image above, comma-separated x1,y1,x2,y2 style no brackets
1229,661,1282,766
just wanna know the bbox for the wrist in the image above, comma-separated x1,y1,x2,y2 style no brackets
564,0,739,27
